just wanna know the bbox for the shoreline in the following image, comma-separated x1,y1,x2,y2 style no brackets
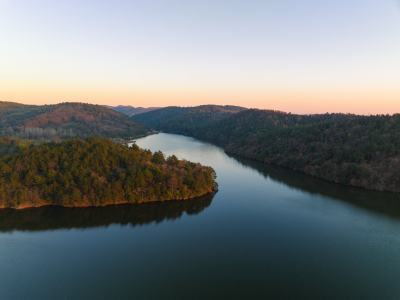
0,190,218,210
158,133,400,194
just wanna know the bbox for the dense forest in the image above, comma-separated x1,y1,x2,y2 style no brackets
0,101,147,139
133,105,245,135
133,106,400,192
0,138,217,209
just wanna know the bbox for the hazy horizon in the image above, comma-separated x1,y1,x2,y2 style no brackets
1,0,399,114
3,99,400,116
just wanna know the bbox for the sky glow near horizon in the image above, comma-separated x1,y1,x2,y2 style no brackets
0,0,399,114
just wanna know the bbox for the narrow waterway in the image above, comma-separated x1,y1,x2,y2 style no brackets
1,133,400,299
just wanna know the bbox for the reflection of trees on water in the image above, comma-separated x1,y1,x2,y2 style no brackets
0,194,215,232
235,156,400,219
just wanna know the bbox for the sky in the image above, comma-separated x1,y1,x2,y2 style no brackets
0,0,399,114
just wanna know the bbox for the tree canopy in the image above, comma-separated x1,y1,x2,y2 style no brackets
0,138,217,208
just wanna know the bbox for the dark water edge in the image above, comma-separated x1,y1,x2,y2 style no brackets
0,194,214,232
234,156,400,219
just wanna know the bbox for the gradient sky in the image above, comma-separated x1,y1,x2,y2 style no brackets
1,0,399,114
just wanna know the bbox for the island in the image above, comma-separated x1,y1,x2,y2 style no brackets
0,138,217,209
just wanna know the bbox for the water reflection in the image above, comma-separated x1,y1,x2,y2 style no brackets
235,156,400,219
2,139,400,233
0,194,214,232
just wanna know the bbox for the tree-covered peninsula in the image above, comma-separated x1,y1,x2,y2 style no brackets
0,138,217,209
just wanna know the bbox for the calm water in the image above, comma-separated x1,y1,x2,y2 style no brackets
1,133,400,299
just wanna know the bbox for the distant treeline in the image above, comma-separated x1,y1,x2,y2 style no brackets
133,106,400,192
0,138,217,208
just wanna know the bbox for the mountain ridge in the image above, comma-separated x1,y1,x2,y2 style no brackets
0,101,148,139
111,105,161,116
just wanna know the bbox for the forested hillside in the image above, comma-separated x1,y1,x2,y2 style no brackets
133,105,245,135
0,138,217,208
134,107,400,192
0,101,147,139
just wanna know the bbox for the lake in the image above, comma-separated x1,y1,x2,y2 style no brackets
1,133,400,299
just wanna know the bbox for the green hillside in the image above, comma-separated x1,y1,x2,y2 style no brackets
134,107,400,192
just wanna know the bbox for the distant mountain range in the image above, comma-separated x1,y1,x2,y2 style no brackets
0,101,147,139
133,105,400,192
111,105,160,116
